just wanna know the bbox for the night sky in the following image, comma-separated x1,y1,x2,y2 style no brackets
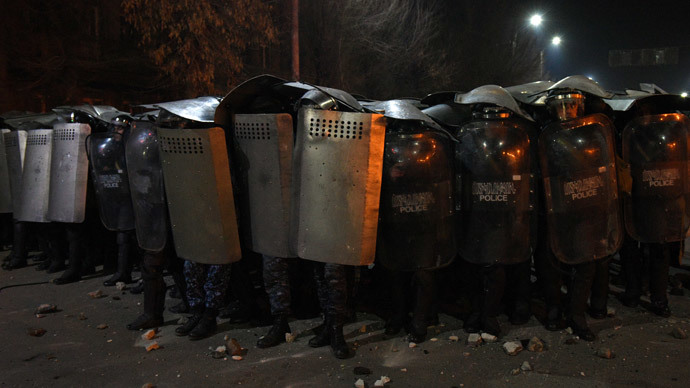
527,0,690,93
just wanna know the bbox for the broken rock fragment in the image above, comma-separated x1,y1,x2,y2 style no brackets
481,333,498,343
467,333,482,346
596,348,615,359
96,324,108,330
88,290,104,299
374,376,390,387
502,341,523,356
141,329,157,341
520,361,533,371
671,327,687,340
28,328,47,337
527,337,544,352
35,304,57,314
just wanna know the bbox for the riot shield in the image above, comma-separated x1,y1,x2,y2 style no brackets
0,129,12,213
456,119,534,265
3,130,27,214
47,123,91,223
291,108,386,265
233,113,295,258
125,122,168,252
17,129,53,223
539,113,623,264
158,127,241,264
622,113,690,242
376,126,456,271
87,132,135,231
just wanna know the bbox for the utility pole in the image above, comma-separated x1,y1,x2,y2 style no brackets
291,0,299,81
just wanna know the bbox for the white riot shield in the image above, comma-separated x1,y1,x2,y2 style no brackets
291,108,386,265
17,129,53,222
234,113,295,258
3,130,27,214
158,127,241,264
0,129,12,213
48,123,91,223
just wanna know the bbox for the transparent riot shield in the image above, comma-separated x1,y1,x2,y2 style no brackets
233,113,295,258
158,127,241,264
376,126,456,271
87,132,135,231
539,113,623,264
291,108,386,265
456,119,534,265
622,113,690,242
0,129,12,213
17,129,53,223
48,123,91,223
4,130,27,214
125,122,167,252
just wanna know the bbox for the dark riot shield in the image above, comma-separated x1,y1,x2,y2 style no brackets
376,127,456,271
48,123,91,223
456,119,534,265
291,108,386,265
539,113,623,264
87,132,135,231
233,113,295,258
3,130,27,213
158,127,241,264
622,113,690,242
17,129,53,223
0,129,12,213
125,122,168,252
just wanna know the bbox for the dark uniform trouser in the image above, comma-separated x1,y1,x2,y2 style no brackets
183,261,231,310
141,244,186,317
390,269,435,329
535,223,598,327
11,220,28,260
589,256,609,312
313,262,347,325
263,255,291,316
622,238,673,307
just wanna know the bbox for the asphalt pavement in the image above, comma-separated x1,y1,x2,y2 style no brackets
1,250,690,388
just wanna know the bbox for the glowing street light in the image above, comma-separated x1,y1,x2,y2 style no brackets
551,36,562,46
529,14,543,27
682,92,688,98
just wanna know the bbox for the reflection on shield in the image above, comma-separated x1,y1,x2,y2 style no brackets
377,128,456,271
291,108,386,266
539,113,623,264
4,130,27,214
88,132,135,231
456,119,534,265
234,113,295,258
623,113,690,242
17,129,53,223
125,122,168,252
0,129,12,213
159,127,241,264
48,123,91,223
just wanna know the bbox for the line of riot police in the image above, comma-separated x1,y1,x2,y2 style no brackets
1,74,689,360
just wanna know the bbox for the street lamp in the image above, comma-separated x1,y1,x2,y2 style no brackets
681,92,688,98
529,14,543,27
551,36,562,46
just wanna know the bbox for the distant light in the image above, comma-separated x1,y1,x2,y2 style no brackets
551,36,562,46
681,92,688,98
587,75,595,80
529,14,543,27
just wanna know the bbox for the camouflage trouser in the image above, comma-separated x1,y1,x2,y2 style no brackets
183,260,231,310
263,255,291,316
313,262,347,324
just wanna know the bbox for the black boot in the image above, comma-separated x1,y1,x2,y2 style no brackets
257,315,291,348
169,300,190,314
463,312,481,333
309,315,332,348
175,308,204,336
104,232,133,286
545,306,564,331
330,323,350,359
189,308,218,340
127,313,163,331
566,318,596,341
5,252,27,270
